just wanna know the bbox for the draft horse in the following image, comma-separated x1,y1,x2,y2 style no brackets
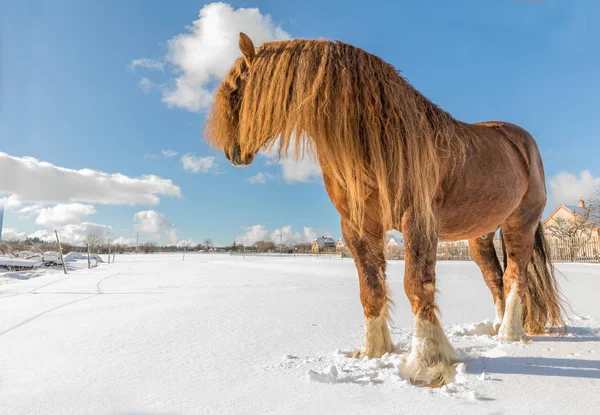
205,33,566,387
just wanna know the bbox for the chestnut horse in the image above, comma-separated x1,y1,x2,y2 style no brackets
205,33,565,387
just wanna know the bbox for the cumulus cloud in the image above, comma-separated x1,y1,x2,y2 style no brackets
0,152,181,206
29,222,112,245
276,157,322,183
112,236,137,247
261,143,322,184
134,210,171,236
166,228,180,245
18,204,43,217
235,224,330,245
235,225,269,245
181,154,216,173
132,2,290,112
548,170,600,205
2,228,27,241
35,203,96,228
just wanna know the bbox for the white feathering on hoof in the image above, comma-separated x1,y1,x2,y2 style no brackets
354,305,393,359
499,285,527,342
401,317,461,387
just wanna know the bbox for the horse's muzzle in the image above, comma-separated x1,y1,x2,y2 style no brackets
225,145,254,167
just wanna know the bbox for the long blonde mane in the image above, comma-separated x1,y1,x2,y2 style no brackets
206,38,474,238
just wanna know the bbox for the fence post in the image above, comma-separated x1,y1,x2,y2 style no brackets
54,230,67,275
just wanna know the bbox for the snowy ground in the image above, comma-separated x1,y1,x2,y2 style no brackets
0,254,599,414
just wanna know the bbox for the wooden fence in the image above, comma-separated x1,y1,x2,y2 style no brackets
382,238,600,263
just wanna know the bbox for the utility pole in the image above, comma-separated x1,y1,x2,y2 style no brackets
54,230,67,275
183,241,188,261
107,237,111,264
279,231,283,254
136,232,140,254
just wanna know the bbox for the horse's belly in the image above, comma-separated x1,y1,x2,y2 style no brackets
438,181,525,242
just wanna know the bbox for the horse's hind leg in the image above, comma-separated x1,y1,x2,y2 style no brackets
498,219,537,341
341,219,392,358
469,232,504,333
400,211,460,387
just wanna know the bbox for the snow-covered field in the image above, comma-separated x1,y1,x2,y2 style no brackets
1,254,599,414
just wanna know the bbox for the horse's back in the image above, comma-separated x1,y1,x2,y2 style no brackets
437,121,546,241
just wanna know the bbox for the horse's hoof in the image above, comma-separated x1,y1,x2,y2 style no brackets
351,348,389,359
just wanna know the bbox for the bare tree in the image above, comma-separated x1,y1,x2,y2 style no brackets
85,233,103,253
546,197,600,261
253,240,275,252
140,241,157,254
84,233,103,267
204,238,213,252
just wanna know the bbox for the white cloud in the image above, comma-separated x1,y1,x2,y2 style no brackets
0,152,180,206
35,203,96,228
112,236,137,247
144,153,159,159
18,204,43,217
134,210,171,234
235,225,269,245
181,154,216,173
277,157,322,183
2,228,26,241
177,239,198,248
303,227,318,242
139,77,165,95
548,170,600,205
270,225,303,245
1,195,22,208
261,144,322,184
166,228,180,245
236,224,329,245
28,230,55,243
161,149,178,158
133,2,290,112
247,173,267,184
246,172,277,184
128,58,165,72
30,222,112,245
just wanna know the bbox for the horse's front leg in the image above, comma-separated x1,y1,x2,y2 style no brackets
341,218,392,359
401,213,460,387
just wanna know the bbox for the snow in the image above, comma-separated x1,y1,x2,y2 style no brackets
63,251,104,262
0,257,42,268
0,254,599,414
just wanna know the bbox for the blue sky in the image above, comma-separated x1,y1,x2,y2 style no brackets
1,0,599,246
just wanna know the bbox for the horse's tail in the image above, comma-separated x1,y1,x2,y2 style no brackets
516,223,567,334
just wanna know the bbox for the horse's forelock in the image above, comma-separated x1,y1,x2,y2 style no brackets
204,57,249,151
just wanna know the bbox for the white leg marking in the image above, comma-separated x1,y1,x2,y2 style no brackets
498,285,526,341
355,304,392,358
400,317,460,387
493,300,505,334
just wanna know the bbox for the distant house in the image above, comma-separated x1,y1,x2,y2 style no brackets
336,238,346,252
544,199,600,240
312,236,336,253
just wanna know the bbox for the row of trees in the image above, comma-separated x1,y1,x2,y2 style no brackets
232,240,314,253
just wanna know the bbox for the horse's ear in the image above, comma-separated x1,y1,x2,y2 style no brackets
239,32,256,66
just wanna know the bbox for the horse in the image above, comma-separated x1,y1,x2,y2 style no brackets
205,33,566,387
